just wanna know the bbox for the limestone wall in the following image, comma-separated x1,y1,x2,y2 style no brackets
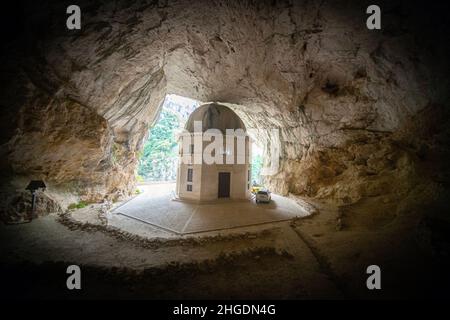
1,0,449,214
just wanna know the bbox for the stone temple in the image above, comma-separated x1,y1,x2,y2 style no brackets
1,0,450,299
175,103,251,202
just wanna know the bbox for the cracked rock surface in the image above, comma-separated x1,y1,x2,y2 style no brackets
0,0,449,212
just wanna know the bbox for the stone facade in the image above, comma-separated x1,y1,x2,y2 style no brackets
176,103,251,202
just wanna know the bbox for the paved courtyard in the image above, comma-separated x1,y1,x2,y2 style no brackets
111,183,310,234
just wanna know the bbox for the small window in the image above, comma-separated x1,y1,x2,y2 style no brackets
190,144,194,154
248,170,251,181
187,184,192,192
187,168,193,182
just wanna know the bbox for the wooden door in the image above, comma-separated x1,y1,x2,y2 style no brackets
218,172,231,198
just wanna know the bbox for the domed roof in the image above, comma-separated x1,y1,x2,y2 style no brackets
185,103,246,133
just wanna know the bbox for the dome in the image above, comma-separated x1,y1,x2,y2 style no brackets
185,103,246,133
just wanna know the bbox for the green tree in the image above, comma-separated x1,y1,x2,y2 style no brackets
137,109,179,181
251,153,263,184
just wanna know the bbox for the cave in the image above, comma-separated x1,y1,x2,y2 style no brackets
1,0,450,300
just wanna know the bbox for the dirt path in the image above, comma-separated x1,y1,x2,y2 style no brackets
0,212,342,299
3,192,441,299
289,195,450,299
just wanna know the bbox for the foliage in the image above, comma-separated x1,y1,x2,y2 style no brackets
137,108,179,181
68,201,88,210
251,153,263,184
138,107,264,183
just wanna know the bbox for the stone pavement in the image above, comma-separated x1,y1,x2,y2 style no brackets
111,183,310,234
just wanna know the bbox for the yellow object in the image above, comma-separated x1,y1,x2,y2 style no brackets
251,185,263,194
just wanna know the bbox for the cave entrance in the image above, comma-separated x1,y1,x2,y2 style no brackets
251,141,263,186
136,94,200,183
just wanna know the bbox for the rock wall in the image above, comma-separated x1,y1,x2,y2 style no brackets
0,0,449,213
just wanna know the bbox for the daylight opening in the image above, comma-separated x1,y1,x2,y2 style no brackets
136,94,200,182
136,95,267,196
251,142,263,185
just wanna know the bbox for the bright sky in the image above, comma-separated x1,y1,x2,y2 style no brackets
252,141,263,156
167,94,200,106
